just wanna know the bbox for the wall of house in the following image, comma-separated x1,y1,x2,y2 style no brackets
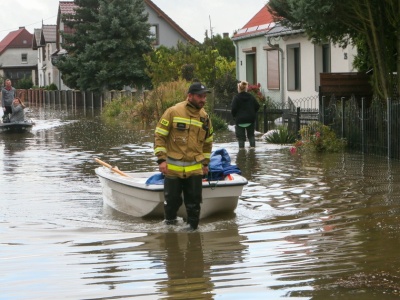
147,9,194,47
36,43,58,88
0,48,37,86
285,34,318,101
330,44,356,72
0,48,36,68
234,35,269,92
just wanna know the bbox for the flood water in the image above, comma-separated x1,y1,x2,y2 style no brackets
1,106,400,300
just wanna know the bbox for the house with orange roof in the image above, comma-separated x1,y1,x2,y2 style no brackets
0,27,37,87
232,5,357,107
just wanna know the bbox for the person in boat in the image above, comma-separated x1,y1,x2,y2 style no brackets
231,80,260,149
154,81,214,230
1,79,16,123
10,97,26,123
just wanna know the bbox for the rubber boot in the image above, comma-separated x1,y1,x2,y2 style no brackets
183,175,202,230
186,204,200,230
249,136,256,148
164,177,183,225
238,140,245,149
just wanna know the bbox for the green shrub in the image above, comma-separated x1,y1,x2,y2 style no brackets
147,79,188,120
102,96,137,125
214,72,238,107
290,121,346,155
265,125,297,144
15,77,33,89
45,83,58,90
102,81,188,129
210,113,228,131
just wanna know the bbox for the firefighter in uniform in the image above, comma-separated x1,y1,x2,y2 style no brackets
154,82,213,230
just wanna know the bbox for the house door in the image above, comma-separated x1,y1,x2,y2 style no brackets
246,54,257,84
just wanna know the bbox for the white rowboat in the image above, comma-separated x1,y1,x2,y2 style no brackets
95,166,248,219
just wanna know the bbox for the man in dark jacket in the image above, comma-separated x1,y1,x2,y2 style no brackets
231,81,260,148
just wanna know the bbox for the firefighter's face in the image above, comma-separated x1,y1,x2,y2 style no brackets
188,93,207,109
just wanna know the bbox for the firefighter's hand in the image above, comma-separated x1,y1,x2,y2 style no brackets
159,161,168,174
202,165,208,175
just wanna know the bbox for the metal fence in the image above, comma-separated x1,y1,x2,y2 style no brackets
320,95,400,159
214,95,319,134
20,89,136,109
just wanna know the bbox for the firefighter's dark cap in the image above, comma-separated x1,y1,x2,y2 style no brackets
188,82,211,94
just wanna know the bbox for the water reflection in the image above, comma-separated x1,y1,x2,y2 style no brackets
158,232,213,298
67,226,247,299
1,134,34,177
235,148,258,179
1,133,32,155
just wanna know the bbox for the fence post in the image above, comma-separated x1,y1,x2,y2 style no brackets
321,96,325,124
387,97,392,158
296,107,301,133
341,97,345,139
91,92,94,109
263,104,268,132
361,97,365,153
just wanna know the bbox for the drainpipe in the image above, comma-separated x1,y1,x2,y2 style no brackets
233,40,239,80
267,37,285,106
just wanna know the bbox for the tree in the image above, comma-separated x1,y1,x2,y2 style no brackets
268,0,400,100
202,33,236,62
57,0,153,92
144,41,235,88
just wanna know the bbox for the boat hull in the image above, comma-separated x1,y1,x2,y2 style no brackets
95,167,248,219
0,121,34,133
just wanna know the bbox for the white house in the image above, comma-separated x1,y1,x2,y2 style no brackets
232,5,357,107
32,25,58,88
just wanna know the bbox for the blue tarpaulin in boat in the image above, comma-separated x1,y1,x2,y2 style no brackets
145,172,165,185
207,148,241,181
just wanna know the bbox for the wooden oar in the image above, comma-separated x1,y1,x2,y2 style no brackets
94,158,130,177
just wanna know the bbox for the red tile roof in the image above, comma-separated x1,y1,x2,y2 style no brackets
59,1,77,15
232,5,275,40
0,27,33,55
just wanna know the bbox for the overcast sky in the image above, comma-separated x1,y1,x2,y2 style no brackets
0,0,268,42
